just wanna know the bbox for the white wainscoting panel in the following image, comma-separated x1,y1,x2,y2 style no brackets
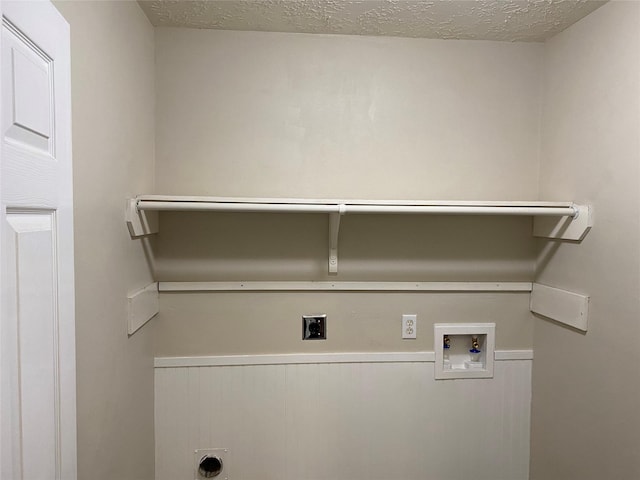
155,358,532,480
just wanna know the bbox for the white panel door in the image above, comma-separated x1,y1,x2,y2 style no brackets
0,2,76,480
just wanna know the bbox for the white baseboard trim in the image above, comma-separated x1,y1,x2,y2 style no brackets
159,281,533,293
155,350,533,368
495,349,534,361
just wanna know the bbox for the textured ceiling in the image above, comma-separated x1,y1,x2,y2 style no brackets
138,0,606,42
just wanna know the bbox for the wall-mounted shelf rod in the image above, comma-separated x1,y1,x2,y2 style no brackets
126,196,592,274
134,197,579,217
137,200,338,214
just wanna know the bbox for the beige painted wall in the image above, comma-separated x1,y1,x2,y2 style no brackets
52,2,156,479
155,29,542,200
154,213,535,281
531,2,640,479
156,291,533,356
153,30,543,356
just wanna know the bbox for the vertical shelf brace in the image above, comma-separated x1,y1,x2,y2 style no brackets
328,204,346,275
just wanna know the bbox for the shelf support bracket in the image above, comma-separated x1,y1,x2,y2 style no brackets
126,198,159,237
530,283,589,331
533,204,592,241
328,205,346,275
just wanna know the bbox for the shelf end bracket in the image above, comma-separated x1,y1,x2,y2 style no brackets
533,204,592,241
126,198,159,237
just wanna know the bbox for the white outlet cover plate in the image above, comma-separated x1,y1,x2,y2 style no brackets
402,314,417,339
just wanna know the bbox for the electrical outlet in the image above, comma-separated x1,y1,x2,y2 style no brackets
402,314,417,339
302,314,326,340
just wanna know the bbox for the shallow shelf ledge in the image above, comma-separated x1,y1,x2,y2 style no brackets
126,195,591,273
